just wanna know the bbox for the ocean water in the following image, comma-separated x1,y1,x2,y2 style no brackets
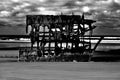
0,50,19,57
0,42,120,57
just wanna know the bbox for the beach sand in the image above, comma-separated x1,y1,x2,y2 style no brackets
0,62,120,80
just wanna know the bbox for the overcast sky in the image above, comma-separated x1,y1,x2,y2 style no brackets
0,0,120,35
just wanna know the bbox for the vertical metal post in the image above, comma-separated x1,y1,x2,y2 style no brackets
42,26,45,57
65,22,67,48
82,13,85,48
55,23,57,55
89,24,93,53
49,25,51,56
60,25,62,49
36,25,40,57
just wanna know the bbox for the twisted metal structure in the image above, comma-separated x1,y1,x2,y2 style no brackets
23,14,97,61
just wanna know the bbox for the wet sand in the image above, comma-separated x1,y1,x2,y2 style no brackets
0,62,120,80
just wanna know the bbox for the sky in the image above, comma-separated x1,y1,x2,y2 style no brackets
0,0,120,35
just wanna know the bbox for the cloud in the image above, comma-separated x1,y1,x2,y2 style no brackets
109,1,120,11
0,0,120,35
94,12,120,29
11,0,20,2
0,11,11,17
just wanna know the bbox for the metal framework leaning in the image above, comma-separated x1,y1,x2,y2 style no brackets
19,14,97,62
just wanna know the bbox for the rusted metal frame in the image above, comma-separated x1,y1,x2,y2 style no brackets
36,24,40,57
88,24,92,53
81,23,85,49
93,36,104,52
48,25,51,56
59,24,62,49
42,25,45,56
30,24,35,50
